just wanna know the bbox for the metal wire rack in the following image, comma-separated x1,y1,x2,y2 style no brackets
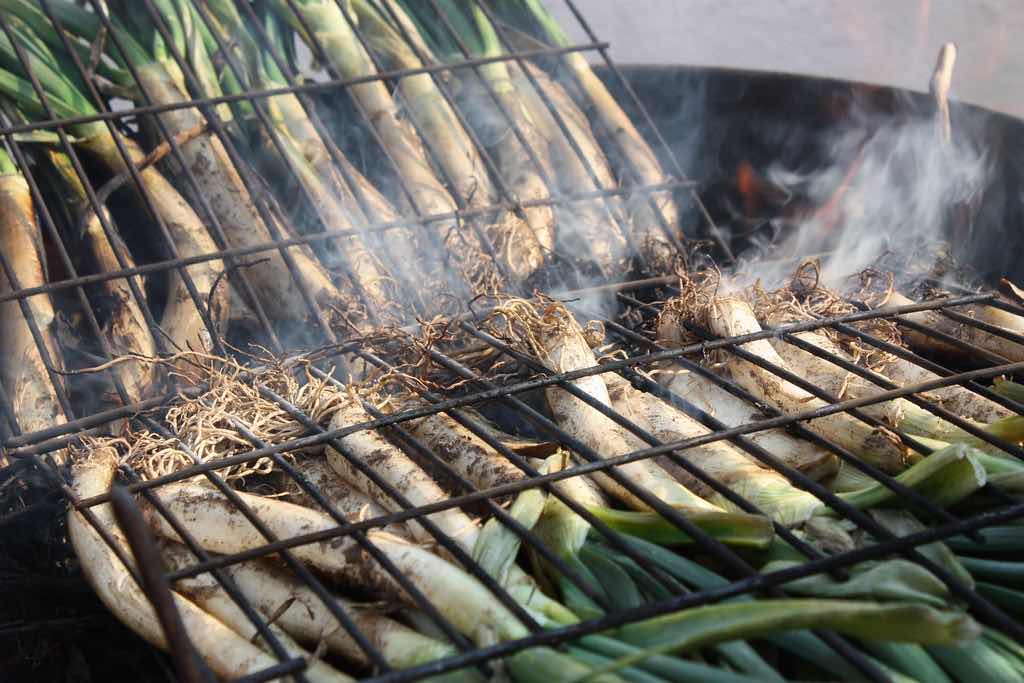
1,1,1024,682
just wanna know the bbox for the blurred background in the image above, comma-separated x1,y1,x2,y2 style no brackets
548,1,1023,118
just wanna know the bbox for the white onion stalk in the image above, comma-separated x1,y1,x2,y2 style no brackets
0,150,66,445
882,291,1024,362
29,0,348,324
492,299,748,512
135,474,604,677
288,456,412,540
397,0,559,273
408,410,546,581
510,63,629,277
605,373,823,526
80,131,229,363
657,367,839,481
884,352,1012,424
324,394,575,624
765,324,1024,456
490,0,679,272
267,0,493,295
326,396,480,550
140,477,525,642
351,0,549,282
68,446,296,679
668,295,914,474
201,2,400,323
160,543,352,683
161,542,455,672
0,14,228,367
533,451,609,561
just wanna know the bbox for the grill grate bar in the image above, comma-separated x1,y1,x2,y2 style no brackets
9,296,1022,463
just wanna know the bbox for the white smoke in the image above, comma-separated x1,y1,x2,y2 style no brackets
733,96,993,291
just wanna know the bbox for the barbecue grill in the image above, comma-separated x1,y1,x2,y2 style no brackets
2,2,1024,682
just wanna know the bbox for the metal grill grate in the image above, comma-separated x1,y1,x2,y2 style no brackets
1,2,1024,683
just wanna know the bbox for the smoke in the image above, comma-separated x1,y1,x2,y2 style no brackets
732,94,993,292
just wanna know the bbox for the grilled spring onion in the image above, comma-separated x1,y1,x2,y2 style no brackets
160,542,473,677
407,410,547,580
136,470,623,680
409,412,708,635
350,0,550,284
68,445,311,680
0,145,66,444
26,0,346,326
513,60,630,278
491,0,680,272
605,373,824,526
660,294,915,473
657,367,839,481
288,456,413,540
491,299,748,514
606,598,975,664
158,542,354,682
595,534,926,682
763,322,1024,455
322,392,575,625
44,148,156,404
881,291,1024,362
398,0,557,277
879,344,1013,425
351,0,493,211
266,0,496,297
0,12,228,364
201,1,403,324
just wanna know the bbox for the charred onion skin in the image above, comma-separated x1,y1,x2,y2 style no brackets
0,170,66,446
658,368,839,481
68,446,291,679
79,131,229,368
883,292,1024,363
47,149,156,404
660,294,913,474
133,67,346,324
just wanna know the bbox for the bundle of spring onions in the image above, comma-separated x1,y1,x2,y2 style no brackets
0,8,230,374
62,353,986,682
